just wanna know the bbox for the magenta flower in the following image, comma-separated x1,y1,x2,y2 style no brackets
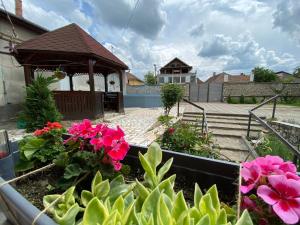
241,163,261,194
257,175,300,224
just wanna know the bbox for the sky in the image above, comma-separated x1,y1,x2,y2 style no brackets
2,0,300,81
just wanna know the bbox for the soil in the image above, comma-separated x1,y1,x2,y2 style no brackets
14,164,234,211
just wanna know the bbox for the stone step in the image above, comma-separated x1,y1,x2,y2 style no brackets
183,114,252,121
209,128,262,138
208,123,264,131
213,135,249,151
184,112,249,117
183,117,262,127
219,149,254,162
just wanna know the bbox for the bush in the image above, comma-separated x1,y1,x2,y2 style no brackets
161,83,183,115
253,66,277,82
239,95,245,104
19,75,62,132
251,96,257,104
144,71,156,85
227,95,233,103
157,115,173,125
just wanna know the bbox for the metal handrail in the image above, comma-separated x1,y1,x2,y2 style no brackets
180,98,208,134
247,95,300,164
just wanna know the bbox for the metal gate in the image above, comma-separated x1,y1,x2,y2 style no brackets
189,82,223,102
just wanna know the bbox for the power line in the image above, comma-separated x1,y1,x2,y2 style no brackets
0,0,18,38
121,0,140,38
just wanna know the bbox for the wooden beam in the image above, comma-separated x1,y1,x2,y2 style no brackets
24,65,32,86
69,74,74,91
104,73,108,93
88,59,95,92
118,70,123,93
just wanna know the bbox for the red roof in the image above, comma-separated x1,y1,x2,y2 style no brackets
16,23,128,69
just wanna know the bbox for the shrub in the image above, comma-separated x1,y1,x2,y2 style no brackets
15,122,65,172
161,83,183,115
253,66,277,82
227,95,233,103
241,155,300,224
144,71,156,85
19,75,62,132
239,95,245,104
251,96,257,104
157,115,173,126
44,143,253,225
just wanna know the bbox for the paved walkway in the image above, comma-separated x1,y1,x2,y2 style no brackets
183,102,300,124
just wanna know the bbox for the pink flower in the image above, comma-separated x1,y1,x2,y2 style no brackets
241,163,261,194
112,161,122,171
257,175,300,224
241,196,257,210
90,137,104,151
107,141,129,161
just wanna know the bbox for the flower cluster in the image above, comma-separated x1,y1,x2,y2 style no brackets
66,119,129,171
241,155,300,224
34,122,63,136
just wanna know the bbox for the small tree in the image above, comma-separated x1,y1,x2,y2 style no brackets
20,74,62,132
293,67,300,78
161,83,183,115
144,71,156,85
253,67,277,82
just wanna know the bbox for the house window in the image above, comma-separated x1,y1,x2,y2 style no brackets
159,77,164,84
168,77,172,83
181,76,186,83
173,77,180,83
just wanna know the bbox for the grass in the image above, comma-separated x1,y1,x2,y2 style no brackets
255,133,295,162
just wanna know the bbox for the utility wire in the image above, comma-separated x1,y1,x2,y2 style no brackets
121,0,140,38
0,0,18,38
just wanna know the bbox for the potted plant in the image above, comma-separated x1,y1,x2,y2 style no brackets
0,130,14,180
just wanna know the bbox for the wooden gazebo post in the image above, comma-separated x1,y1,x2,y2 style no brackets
118,70,124,113
24,65,34,86
88,59,95,92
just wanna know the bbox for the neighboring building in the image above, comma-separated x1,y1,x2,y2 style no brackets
197,78,203,84
0,0,47,106
126,71,144,86
157,57,196,84
275,71,292,79
205,72,251,83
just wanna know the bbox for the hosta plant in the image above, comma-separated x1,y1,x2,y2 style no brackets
44,142,253,225
241,155,300,224
15,122,65,172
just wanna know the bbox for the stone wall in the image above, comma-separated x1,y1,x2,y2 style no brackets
270,121,300,149
223,82,300,97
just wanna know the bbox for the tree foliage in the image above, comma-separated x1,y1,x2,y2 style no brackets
161,84,183,115
144,71,156,85
293,67,300,78
19,74,62,132
253,67,277,82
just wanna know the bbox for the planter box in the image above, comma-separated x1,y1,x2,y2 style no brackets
0,142,239,225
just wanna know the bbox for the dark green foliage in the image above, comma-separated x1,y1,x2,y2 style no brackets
251,96,257,104
255,134,294,162
15,128,65,172
144,71,156,85
293,66,300,78
227,95,233,103
157,115,173,125
159,122,219,158
239,95,245,104
19,75,62,132
253,66,277,82
161,83,183,115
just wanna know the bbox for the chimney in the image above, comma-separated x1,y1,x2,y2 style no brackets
15,0,23,17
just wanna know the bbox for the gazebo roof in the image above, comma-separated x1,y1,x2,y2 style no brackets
15,23,128,70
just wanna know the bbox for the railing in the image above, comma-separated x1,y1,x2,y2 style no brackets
247,95,300,164
178,98,208,134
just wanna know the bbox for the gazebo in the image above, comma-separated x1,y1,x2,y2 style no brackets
13,23,128,119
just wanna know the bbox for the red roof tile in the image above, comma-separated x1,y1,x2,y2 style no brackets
16,23,128,69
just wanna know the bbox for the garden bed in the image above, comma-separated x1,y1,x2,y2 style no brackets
0,143,239,225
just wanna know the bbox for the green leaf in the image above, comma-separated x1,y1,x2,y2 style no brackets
171,191,188,221
43,194,61,214
139,152,156,186
141,187,160,224
64,164,83,180
95,180,110,199
217,208,227,224
82,197,108,225
144,143,162,172
103,210,118,225
194,183,203,210
92,171,103,195
54,203,80,225
235,210,253,225
206,185,220,213
199,194,217,225
21,137,45,160
157,158,173,182
158,195,172,225
196,215,210,225
15,159,35,172
134,180,150,202
112,196,125,215
81,190,93,207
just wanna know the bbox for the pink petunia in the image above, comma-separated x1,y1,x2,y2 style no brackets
241,163,261,194
257,175,300,224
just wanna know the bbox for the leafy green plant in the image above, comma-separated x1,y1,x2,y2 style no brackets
227,95,233,104
253,66,277,82
239,95,245,104
44,143,253,225
19,74,62,132
157,115,173,126
144,71,156,85
161,84,183,115
251,96,257,104
15,122,65,172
